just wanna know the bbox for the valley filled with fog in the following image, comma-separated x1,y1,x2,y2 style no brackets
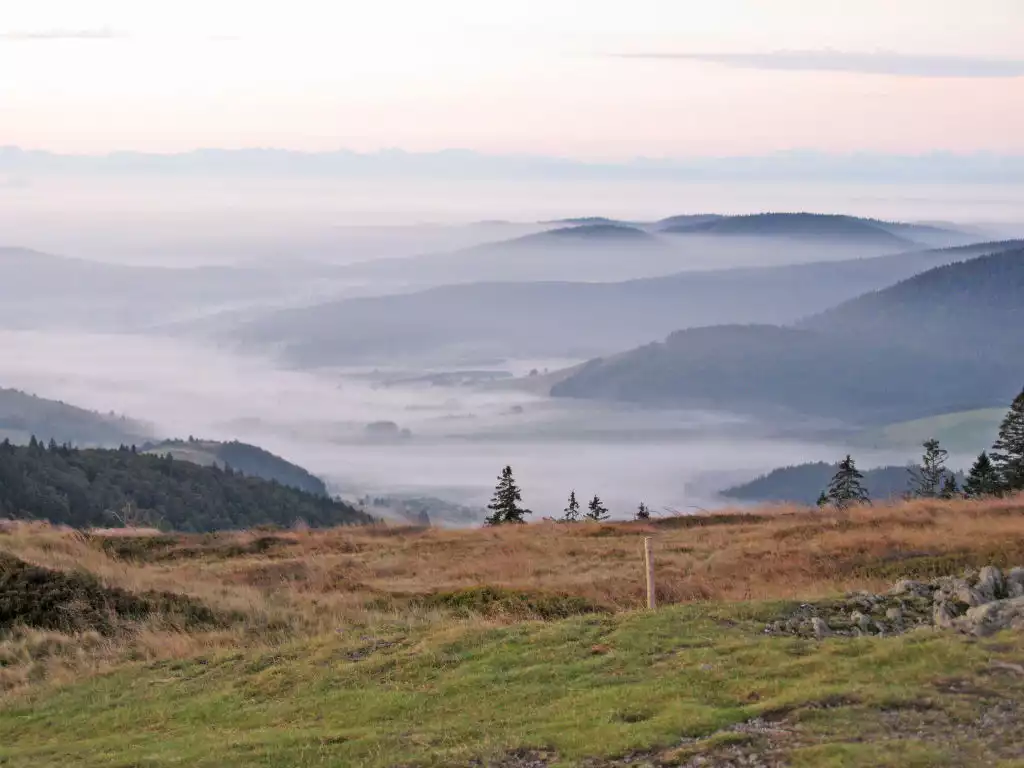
2,172,1021,522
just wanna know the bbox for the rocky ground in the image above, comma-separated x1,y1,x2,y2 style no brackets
766,565,1024,639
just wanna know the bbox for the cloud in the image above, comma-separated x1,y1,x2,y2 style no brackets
614,49,1024,78
0,28,126,42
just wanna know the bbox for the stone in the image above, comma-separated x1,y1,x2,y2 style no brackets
955,586,988,608
1008,568,1024,595
976,566,1006,601
890,579,928,596
886,606,903,622
810,617,831,640
850,611,874,634
934,601,958,629
957,596,1024,637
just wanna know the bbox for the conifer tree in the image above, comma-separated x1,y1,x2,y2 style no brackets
825,455,870,509
635,502,651,521
816,491,828,508
939,473,959,499
485,465,530,525
908,438,948,498
991,387,1024,493
585,494,610,521
964,451,1001,498
562,490,581,522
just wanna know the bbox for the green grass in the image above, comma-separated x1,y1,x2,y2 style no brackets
860,408,1005,454
2,603,1023,767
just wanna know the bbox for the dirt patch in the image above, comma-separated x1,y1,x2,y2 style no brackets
1,552,228,635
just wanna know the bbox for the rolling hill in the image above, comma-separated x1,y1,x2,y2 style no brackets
0,387,152,447
551,248,1024,424
143,439,330,496
228,240,1022,367
0,442,371,531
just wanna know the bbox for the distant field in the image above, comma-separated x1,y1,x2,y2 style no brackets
858,408,1005,454
2,498,1024,766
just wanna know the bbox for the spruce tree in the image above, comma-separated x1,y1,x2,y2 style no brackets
991,387,1024,493
908,438,948,498
585,494,610,521
635,502,651,521
964,451,1001,498
825,455,870,509
485,465,530,525
562,490,581,522
939,473,959,499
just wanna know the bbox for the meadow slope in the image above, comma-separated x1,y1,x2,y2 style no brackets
2,498,1024,766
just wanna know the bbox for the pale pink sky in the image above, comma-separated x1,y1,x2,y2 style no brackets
2,0,1024,158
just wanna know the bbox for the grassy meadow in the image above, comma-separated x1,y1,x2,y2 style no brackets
2,498,1024,766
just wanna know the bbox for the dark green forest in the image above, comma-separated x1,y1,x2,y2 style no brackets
0,439,372,531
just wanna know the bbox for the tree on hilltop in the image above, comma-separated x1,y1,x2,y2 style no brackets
963,451,1001,499
824,455,870,509
991,387,1024,493
585,494,610,522
562,490,581,522
908,438,949,498
485,465,530,525
635,502,651,521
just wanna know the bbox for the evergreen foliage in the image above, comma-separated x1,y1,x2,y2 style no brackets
585,495,610,522
0,439,372,531
561,490,581,522
908,439,949,498
635,502,650,521
939,473,960,499
824,455,871,509
991,387,1024,492
485,466,530,525
963,452,1002,499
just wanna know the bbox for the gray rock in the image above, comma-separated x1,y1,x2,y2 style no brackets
810,617,831,640
1008,568,1024,596
850,611,874,634
890,579,928,596
886,606,904,622
955,586,988,607
934,601,958,629
957,596,1024,637
976,566,1006,601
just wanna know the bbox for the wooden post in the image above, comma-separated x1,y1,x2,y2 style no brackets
643,536,656,610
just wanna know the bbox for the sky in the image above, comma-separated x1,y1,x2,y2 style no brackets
3,0,1024,159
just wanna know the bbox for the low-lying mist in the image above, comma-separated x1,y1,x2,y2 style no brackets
0,329,917,522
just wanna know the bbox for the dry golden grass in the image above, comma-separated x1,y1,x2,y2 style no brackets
2,496,1023,694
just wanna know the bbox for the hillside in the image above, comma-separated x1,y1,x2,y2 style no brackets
2,499,1024,765
662,212,924,247
800,247,1024,360
0,387,152,447
0,441,371,531
720,461,923,505
230,240,1021,367
143,438,329,496
552,249,1024,424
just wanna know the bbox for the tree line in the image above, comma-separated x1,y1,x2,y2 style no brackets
484,465,651,526
819,386,1024,508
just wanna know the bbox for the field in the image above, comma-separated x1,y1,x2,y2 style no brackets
2,498,1024,766
858,408,1006,454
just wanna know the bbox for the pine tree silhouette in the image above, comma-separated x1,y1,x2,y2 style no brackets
825,455,870,509
585,494,610,521
964,451,1001,498
635,502,651,521
562,490,581,522
485,465,530,525
991,387,1024,492
908,439,948,498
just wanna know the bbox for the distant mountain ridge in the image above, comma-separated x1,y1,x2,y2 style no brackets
551,248,1024,424
228,239,1021,367
0,387,152,447
661,213,919,247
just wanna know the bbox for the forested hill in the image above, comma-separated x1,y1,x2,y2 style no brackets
0,387,152,447
720,462,914,506
0,440,373,531
144,438,328,496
